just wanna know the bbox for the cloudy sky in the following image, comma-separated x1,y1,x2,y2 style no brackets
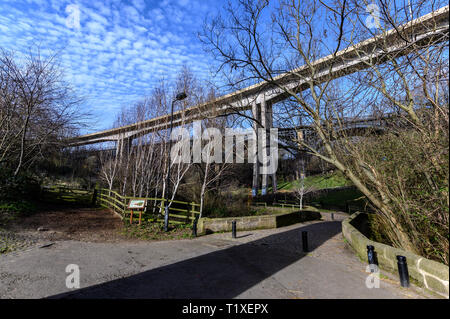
0,0,224,132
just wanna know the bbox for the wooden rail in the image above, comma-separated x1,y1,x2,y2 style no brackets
97,188,200,225
41,185,94,204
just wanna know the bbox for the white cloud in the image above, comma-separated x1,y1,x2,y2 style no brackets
0,0,219,131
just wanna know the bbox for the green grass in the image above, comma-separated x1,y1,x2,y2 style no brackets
119,220,193,240
277,171,353,191
0,200,38,228
40,187,93,206
312,188,367,209
0,201,37,214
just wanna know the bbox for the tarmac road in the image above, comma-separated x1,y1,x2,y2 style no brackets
0,217,432,299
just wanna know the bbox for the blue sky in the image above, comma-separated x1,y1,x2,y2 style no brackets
0,1,445,134
0,0,223,132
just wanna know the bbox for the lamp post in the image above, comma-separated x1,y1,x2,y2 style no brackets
164,92,187,232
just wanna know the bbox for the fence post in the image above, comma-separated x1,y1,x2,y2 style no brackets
123,197,127,216
91,189,98,206
192,216,198,237
191,202,196,221
160,198,165,216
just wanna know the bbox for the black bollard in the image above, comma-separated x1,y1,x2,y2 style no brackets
397,256,410,287
331,213,334,221
232,220,237,238
367,245,376,267
302,231,308,252
192,217,198,237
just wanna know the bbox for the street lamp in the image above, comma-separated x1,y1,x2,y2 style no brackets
164,92,188,232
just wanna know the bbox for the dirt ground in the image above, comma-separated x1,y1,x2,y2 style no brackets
6,205,126,243
1,203,193,253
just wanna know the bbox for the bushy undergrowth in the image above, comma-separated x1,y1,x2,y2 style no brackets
344,126,449,265
0,169,41,227
201,191,256,218
177,182,255,218
0,169,41,201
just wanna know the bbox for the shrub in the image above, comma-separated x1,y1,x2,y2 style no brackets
341,125,449,265
0,169,41,201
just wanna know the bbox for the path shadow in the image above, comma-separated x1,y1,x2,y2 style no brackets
49,221,342,299
235,234,253,239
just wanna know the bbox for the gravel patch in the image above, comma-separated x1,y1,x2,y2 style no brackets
0,230,39,254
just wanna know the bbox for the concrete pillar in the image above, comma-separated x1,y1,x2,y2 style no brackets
260,99,269,196
260,99,277,195
116,137,132,159
251,102,260,197
252,98,277,197
296,129,304,145
267,102,277,193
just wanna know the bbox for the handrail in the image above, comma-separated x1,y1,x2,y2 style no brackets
99,189,126,200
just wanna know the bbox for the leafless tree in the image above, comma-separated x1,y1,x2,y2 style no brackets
201,0,449,261
0,48,87,177
293,159,317,209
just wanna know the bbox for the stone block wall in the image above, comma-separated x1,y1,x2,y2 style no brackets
197,210,321,235
342,212,449,298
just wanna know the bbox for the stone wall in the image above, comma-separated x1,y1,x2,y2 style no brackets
342,212,449,298
198,210,321,235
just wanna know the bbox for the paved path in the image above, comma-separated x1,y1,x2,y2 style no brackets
0,217,431,299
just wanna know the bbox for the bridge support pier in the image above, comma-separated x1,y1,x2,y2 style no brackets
252,99,277,197
115,137,132,159
251,102,260,197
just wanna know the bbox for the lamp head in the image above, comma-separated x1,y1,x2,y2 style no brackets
175,92,187,101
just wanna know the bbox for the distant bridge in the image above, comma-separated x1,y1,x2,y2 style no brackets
68,6,449,196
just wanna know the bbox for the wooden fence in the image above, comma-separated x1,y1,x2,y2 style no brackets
41,185,94,205
97,188,201,225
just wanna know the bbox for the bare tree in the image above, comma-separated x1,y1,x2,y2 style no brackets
293,159,317,210
201,0,449,260
98,145,119,191
0,48,86,177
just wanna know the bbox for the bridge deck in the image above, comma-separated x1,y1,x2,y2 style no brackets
68,6,449,147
